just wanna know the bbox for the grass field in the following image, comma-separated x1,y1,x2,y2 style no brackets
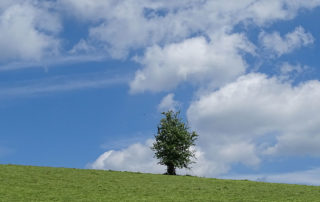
1,164,320,201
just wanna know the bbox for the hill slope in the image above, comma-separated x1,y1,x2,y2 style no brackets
1,164,320,201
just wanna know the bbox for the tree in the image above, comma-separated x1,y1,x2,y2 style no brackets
151,110,198,175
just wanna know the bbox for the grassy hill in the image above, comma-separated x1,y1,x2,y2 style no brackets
1,164,320,201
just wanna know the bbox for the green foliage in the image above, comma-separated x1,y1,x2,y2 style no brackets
151,111,198,175
1,164,320,201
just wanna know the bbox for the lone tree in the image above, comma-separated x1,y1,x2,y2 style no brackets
151,110,198,175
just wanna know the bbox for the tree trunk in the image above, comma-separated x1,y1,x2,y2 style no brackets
166,163,176,175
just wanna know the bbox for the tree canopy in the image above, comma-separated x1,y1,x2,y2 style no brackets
151,111,198,175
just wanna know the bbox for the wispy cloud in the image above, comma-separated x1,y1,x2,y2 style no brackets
0,54,107,72
0,145,13,158
157,93,180,112
0,72,129,98
259,26,314,57
222,167,320,186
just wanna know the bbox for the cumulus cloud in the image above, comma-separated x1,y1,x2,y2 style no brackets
130,34,254,93
0,1,61,62
187,73,320,174
90,139,165,173
259,26,314,57
157,93,180,112
59,0,320,58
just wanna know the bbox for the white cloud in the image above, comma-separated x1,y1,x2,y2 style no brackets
223,167,320,186
59,0,320,58
0,1,61,62
0,0,18,10
186,73,320,176
58,0,112,21
278,62,309,81
90,139,165,174
243,0,320,25
280,62,305,75
157,93,180,112
130,34,254,93
259,26,314,57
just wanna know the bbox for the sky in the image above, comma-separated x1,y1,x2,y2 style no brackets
1,0,320,186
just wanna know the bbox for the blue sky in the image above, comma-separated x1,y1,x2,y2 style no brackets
1,0,320,185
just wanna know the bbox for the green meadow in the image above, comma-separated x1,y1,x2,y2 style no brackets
1,164,320,201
